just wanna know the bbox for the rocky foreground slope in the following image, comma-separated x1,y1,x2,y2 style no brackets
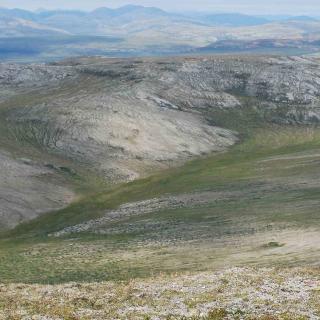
1,267,320,319
0,55,320,229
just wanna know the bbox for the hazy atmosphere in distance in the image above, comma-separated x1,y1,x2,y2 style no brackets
0,0,320,14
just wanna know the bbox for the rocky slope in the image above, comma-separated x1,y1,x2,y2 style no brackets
1,55,320,229
1,267,319,319
0,151,74,229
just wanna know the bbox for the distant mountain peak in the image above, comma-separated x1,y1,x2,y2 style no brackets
90,5,170,19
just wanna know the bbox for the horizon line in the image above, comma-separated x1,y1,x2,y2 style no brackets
1,4,320,17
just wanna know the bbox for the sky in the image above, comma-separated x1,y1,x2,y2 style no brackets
0,0,319,15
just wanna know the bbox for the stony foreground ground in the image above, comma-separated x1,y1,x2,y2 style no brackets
1,267,320,320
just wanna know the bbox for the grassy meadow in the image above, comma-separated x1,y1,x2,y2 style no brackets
0,123,320,284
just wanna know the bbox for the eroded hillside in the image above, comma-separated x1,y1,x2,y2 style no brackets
0,55,320,230
0,151,74,229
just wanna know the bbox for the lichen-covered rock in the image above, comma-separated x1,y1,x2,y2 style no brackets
0,268,319,320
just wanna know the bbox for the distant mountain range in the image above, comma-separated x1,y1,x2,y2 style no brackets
0,5,320,61
0,5,184,36
1,5,319,37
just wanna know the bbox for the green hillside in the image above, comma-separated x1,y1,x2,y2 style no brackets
1,123,320,284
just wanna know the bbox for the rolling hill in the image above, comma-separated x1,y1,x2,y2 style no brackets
0,55,319,269
0,45,320,318
0,14,70,37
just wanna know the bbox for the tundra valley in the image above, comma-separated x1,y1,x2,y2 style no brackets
0,3,320,320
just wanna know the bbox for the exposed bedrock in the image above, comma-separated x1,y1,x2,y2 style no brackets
0,55,320,227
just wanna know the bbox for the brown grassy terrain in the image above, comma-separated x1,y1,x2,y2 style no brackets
1,267,319,320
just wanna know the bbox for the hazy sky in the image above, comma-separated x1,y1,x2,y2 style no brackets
0,0,319,15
